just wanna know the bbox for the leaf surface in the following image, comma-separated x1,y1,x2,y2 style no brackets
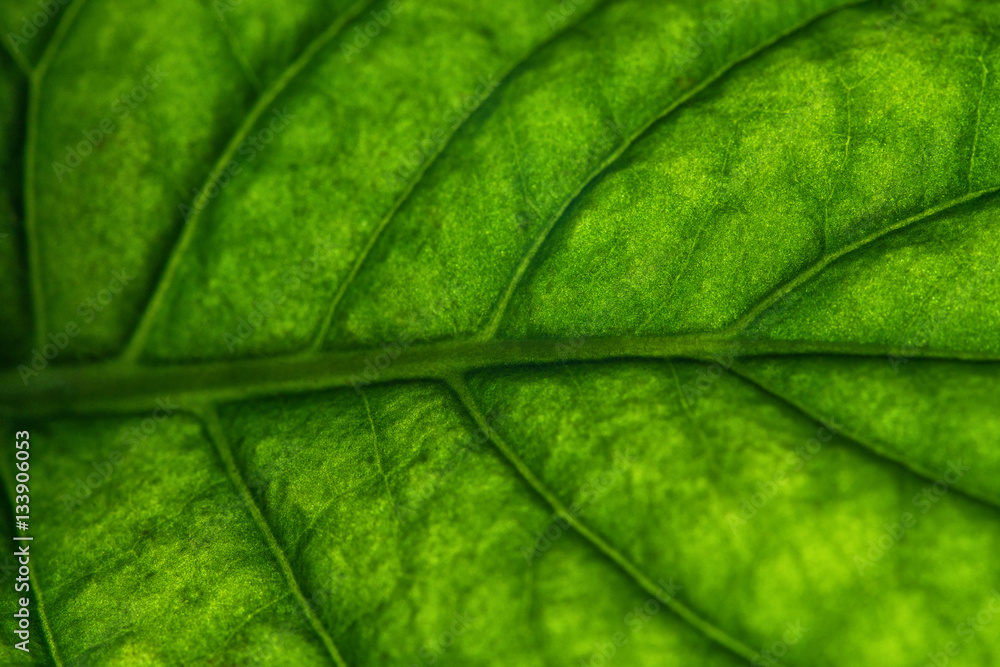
2,0,1000,665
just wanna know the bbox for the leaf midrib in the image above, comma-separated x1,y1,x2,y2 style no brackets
5,336,998,417
6,337,998,667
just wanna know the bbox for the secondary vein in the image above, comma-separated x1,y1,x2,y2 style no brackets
199,404,349,667
0,460,64,665
726,184,1000,335
24,0,91,353
307,0,615,352
727,363,1000,515
477,0,873,340
0,32,32,78
119,0,376,363
445,373,771,665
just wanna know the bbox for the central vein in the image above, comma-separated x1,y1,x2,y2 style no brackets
4,335,996,417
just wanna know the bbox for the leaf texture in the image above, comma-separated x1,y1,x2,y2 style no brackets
2,0,1000,665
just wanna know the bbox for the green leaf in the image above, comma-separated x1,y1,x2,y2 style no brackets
3,0,1000,665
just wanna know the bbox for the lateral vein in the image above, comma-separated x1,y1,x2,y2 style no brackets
727,185,1000,334
308,0,615,351
478,0,873,339
0,33,32,78
199,404,349,667
445,373,771,665
24,0,91,352
727,363,1000,515
0,460,64,665
120,0,376,362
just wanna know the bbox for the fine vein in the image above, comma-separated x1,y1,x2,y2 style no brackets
360,390,400,527
29,557,63,666
1,33,32,78
0,461,64,665
968,46,989,192
210,9,262,92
